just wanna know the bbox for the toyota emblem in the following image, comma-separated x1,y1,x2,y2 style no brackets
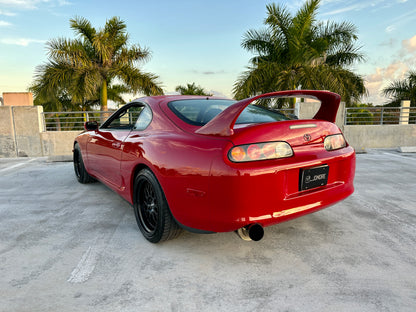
303,134,312,142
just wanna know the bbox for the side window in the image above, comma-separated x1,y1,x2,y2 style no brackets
104,105,144,129
133,106,152,130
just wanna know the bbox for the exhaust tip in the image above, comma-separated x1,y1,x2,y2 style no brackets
248,223,264,241
236,223,264,241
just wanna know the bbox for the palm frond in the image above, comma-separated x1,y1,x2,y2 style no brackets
265,3,292,42
241,28,274,55
326,43,365,66
292,0,319,41
116,65,163,95
70,16,96,44
47,38,92,67
116,45,152,66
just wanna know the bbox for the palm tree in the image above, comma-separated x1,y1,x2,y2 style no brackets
382,71,416,107
31,83,73,131
31,16,163,111
233,0,366,107
175,83,212,96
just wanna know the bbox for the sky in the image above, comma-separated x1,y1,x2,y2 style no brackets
0,0,415,105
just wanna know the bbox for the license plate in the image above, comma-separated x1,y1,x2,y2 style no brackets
299,165,329,191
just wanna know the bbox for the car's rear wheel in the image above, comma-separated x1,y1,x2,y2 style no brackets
73,143,95,184
134,169,182,243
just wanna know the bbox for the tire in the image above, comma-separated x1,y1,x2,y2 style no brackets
73,143,95,184
133,169,182,243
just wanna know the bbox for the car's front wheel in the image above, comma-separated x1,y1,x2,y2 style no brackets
133,169,182,243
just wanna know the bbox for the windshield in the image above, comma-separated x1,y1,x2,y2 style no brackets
168,99,293,126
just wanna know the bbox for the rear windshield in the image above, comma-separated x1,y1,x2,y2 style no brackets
168,99,293,126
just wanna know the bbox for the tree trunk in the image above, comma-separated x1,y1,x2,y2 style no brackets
100,80,109,124
100,80,108,111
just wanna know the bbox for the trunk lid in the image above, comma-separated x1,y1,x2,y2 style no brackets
230,119,342,147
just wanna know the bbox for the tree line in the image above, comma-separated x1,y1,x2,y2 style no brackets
30,0,415,113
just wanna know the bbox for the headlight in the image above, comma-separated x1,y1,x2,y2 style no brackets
228,141,293,162
324,134,346,151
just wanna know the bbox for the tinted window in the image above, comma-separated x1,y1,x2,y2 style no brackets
236,105,291,124
133,106,152,130
168,99,235,126
168,99,292,126
102,104,150,130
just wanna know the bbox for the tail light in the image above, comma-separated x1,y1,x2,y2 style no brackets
324,134,346,151
228,141,293,162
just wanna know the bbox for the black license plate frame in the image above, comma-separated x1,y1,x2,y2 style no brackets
299,165,329,191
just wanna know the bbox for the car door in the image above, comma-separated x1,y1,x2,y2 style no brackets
87,103,144,189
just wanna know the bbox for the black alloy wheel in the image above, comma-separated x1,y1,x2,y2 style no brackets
133,169,182,243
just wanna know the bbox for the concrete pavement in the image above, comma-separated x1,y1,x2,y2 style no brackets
0,150,415,312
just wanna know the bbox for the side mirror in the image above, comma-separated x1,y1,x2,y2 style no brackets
84,121,99,131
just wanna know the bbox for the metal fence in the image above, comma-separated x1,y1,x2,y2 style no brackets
41,111,112,131
277,108,296,118
41,108,298,131
41,106,415,131
345,107,416,125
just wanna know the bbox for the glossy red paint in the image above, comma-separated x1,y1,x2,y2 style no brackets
74,90,355,235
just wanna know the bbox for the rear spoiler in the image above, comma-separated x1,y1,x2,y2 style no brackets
195,90,341,136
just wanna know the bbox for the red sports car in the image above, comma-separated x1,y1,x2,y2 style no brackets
73,90,355,243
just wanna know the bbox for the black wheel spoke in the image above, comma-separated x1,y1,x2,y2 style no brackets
138,180,159,233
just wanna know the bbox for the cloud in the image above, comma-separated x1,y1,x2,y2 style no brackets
0,9,16,16
0,0,39,9
321,0,385,15
203,70,226,75
322,3,362,15
363,35,416,104
379,38,397,48
402,34,416,54
322,0,410,16
0,20,12,26
0,37,45,46
0,0,71,10
191,70,226,75
363,64,408,105
384,8,416,34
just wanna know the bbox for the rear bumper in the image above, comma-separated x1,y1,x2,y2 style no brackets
184,145,355,233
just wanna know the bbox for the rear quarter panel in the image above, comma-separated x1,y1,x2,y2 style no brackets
120,131,231,228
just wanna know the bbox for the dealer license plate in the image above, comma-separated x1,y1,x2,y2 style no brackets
299,165,329,191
